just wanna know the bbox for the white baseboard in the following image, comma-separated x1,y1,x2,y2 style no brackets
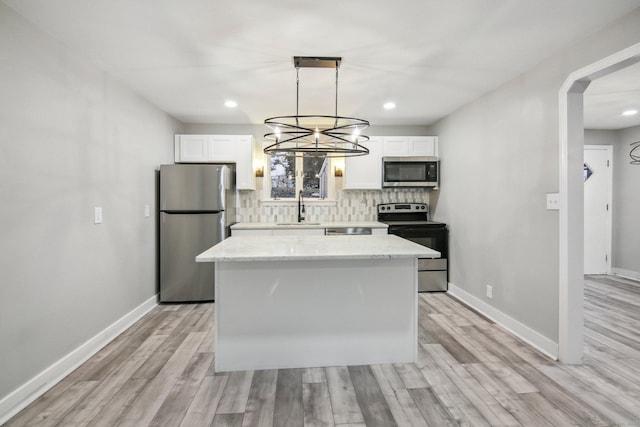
0,295,158,425
447,283,559,360
612,268,640,282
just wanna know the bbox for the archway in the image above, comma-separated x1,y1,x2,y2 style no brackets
558,42,640,363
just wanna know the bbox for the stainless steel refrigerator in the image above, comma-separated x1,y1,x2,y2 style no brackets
159,164,235,302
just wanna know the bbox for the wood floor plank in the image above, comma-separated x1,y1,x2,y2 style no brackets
216,370,255,414
241,369,278,427
117,330,207,427
419,314,479,364
132,307,207,379
392,363,430,389
538,364,640,424
510,362,610,426
348,365,398,427
464,363,558,427
302,367,326,384
423,344,520,427
325,366,364,425
86,378,149,427
302,382,334,427
520,391,590,427
23,381,98,427
417,344,490,427
407,387,459,427
370,364,429,427
179,374,229,427
213,413,245,427
149,351,214,426
273,368,304,427
56,333,166,426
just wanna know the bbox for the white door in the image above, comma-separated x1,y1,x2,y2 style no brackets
583,146,612,274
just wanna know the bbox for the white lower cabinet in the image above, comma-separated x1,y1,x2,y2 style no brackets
272,228,325,236
174,134,260,190
231,228,324,237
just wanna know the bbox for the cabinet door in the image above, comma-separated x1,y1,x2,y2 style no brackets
175,135,209,162
344,138,383,189
382,136,410,156
235,135,257,190
208,135,236,162
408,136,437,157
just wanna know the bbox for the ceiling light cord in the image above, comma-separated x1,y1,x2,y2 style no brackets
335,63,339,128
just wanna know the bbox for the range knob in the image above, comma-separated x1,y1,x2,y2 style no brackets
421,206,426,210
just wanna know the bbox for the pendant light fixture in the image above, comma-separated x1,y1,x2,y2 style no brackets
630,141,640,164
264,56,370,157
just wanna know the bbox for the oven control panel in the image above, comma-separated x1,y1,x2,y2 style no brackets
377,203,428,213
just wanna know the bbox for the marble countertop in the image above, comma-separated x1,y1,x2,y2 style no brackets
230,221,388,230
196,234,439,262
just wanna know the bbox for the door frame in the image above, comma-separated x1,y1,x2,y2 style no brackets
583,145,613,275
559,42,640,364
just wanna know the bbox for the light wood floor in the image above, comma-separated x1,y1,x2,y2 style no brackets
6,275,640,426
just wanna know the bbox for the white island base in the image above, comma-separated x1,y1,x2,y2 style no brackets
197,235,438,372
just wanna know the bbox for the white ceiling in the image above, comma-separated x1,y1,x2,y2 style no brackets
4,0,640,129
584,61,640,129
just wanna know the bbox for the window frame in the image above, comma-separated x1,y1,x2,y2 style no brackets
262,155,339,204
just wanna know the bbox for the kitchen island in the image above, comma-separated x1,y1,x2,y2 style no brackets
196,234,439,372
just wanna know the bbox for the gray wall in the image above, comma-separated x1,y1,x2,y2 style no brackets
615,126,640,273
429,9,640,343
0,4,181,401
585,127,640,275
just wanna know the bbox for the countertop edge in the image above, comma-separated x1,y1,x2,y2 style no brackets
195,235,440,263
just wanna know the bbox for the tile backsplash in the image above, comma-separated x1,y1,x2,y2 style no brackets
236,189,430,223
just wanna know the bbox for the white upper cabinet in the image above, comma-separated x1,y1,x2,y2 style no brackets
343,136,438,190
234,135,260,191
344,137,383,190
175,134,209,162
383,136,438,157
208,135,236,162
174,134,260,190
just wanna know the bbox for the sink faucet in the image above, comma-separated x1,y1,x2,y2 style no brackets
298,190,305,222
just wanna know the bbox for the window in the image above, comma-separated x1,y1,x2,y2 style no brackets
269,154,329,199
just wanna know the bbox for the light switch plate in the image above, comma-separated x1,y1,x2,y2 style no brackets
144,204,151,217
94,207,103,224
546,193,559,210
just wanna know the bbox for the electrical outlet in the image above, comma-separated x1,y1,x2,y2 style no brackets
486,285,493,299
546,193,559,210
94,207,103,224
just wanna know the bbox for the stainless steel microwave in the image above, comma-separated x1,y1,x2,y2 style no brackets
382,156,439,188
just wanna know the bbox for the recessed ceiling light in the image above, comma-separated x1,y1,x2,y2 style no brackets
622,109,638,116
224,100,238,108
383,102,396,110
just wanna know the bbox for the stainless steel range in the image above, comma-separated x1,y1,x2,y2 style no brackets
377,203,448,292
